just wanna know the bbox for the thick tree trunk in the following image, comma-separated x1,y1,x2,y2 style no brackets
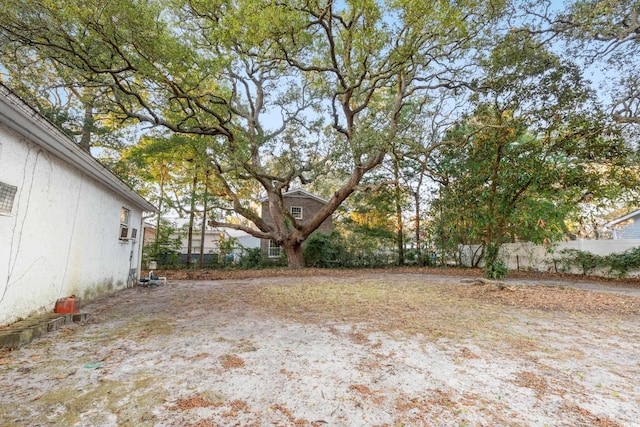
282,241,305,269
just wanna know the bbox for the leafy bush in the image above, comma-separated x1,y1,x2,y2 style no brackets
237,248,263,269
484,259,508,280
150,250,181,269
606,247,640,277
142,220,182,268
303,232,346,268
558,249,604,275
558,247,640,277
341,250,394,268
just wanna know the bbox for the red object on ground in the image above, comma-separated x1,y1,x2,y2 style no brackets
55,295,80,314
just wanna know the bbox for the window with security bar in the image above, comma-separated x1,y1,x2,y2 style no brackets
0,181,17,214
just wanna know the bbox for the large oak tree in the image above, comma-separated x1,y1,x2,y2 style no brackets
0,0,505,268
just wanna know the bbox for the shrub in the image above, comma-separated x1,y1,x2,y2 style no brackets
303,232,347,268
558,249,605,275
484,259,508,280
557,247,640,277
237,248,263,269
606,247,640,277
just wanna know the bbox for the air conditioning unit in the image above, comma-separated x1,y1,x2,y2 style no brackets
119,225,129,240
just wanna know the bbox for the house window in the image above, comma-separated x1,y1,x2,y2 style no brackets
191,240,201,255
290,206,303,219
119,207,130,240
0,181,17,214
268,240,281,258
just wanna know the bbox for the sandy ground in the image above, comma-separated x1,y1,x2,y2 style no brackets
1,272,639,426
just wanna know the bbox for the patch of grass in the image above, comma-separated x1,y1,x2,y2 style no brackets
244,278,512,341
27,375,167,426
210,276,640,353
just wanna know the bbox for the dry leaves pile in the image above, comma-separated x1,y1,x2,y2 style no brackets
152,267,640,319
453,283,640,315
205,275,640,342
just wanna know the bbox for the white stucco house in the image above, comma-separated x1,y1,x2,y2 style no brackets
604,209,640,240
0,83,155,326
220,227,261,252
172,227,260,265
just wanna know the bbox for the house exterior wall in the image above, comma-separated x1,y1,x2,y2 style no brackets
222,229,260,250
175,230,223,260
143,223,156,246
0,123,146,326
260,193,333,256
171,228,260,264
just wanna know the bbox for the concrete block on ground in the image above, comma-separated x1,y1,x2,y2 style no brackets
0,313,78,349
46,315,69,331
12,320,48,340
29,323,48,340
0,329,34,349
72,313,89,323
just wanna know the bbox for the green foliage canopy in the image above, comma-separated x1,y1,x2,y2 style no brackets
0,0,507,268
428,30,635,276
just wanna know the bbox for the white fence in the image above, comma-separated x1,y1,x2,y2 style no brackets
459,239,640,276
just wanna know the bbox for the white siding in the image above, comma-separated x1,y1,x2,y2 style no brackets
611,217,640,239
0,123,145,325
176,231,222,255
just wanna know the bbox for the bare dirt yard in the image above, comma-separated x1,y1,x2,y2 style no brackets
1,268,639,426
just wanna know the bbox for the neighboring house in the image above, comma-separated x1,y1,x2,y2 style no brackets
142,221,157,246
259,189,333,258
175,229,225,264
0,83,155,326
604,209,640,240
172,227,260,264
218,227,261,255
